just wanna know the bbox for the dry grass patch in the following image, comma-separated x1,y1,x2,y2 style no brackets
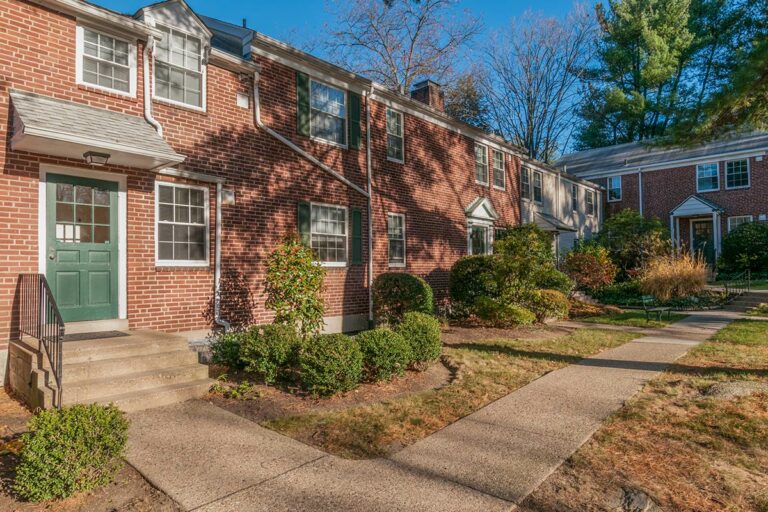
521,319,768,512
263,328,635,459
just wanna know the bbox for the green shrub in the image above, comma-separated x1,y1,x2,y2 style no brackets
449,255,497,312
596,209,670,279
298,333,363,396
397,312,441,368
14,404,128,502
265,235,326,338
474,297,536,327
239,324,300,384
563,245,618,291
373,272,434,324
591,281,643,306
536,268,574,295
719,222,768,272
356,328,412,382
522,289,570,321
209,332,244,369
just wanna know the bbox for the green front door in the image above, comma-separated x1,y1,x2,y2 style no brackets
691,219,715,267
46,174,119,322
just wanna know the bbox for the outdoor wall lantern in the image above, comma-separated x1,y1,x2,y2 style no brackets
83,151,111,166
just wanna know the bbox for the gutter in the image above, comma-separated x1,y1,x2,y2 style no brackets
251,72,369,198
214,182,230,332
365,87,374,325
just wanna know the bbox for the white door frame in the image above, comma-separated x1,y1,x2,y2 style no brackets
38,164,128,320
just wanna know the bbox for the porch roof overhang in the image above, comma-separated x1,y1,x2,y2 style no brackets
669,194,725,217
9,90,185,170
534,212,577,233
465,196,499,223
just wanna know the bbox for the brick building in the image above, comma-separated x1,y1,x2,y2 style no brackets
558,133,768,266
1,0,602,393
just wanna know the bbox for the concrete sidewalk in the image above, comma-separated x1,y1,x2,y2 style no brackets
125,311,737,511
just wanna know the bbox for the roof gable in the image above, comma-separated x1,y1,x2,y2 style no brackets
465,197,498,221
670,195,724,216
137,0,212,40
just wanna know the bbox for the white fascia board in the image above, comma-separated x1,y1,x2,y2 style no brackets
573,148,768,180
209,48,261,74
29,0,162,40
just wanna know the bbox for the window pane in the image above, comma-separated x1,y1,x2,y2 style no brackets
159,204,174,222
94,225,110,244
76,204,92,224
189,243,205,261
158,224,173,243
175,205,189,223
174,242,189,260
533,172,543,202
76,185,92,204
94,188,110,205
56,203,73,222
189,226,206,244
157,185,207,263
726,160,749,188
158,242,174,260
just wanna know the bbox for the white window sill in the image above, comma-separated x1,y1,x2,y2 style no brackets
320,261,347,268
725,185,750,191
387,157,404,164
388,262,406,268
475,180,489,187
697,187,720,193
152,95,206,113
493,185,506,191
155,260,210,268
607,198,622,203
310,135,348,150
77,80,136,98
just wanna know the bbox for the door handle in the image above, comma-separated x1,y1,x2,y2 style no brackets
48,249,56,260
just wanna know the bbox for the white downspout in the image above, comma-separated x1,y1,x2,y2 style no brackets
638,170,644,216
364,87,374,326
252,73,369,198
214,182,230,332
142,37,163,136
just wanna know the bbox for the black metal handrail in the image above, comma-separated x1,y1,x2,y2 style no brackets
19,274,64,409
723,269,751,296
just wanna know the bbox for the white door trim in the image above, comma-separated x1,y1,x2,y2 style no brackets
38,164,128,320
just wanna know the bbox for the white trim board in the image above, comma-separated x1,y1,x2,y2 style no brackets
38,164,128,320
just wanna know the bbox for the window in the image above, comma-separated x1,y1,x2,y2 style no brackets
311,204,347,265
386,109,404,162
607,176,622,202
310,80,347,146
726,159,750,189
492,150,505,189
387,213,406,266
521,167,531,200
696,163,719,192
154,25,203,108
77,27,135,95
156,183,208,266
728,215,753,232
533,171,543,203
586,189,595,216
469,224,492,255
571,184,578,212
474,144,489,185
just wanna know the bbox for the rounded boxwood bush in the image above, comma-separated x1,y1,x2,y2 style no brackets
719,221,768,272
14,404,128,502
449,256,497,313
474,296,536,327
209,331,245,369
372,272,434,324
523,289,570,321
298,333,363,396
356,328,412,382
396,312,442,368
240,324,300,384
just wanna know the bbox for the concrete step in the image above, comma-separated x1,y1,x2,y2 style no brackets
63,364,210,404
90,379,214,413
64,339,188,364
63,349,199,383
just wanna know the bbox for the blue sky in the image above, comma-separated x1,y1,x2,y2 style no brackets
96,0,588,51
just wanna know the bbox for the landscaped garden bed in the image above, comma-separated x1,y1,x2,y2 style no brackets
519,319,768,512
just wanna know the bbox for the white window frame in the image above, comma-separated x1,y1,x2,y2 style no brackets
474,143,489,186
607,175,622,202
75,25,137,97
386,108,404,163
492,150,506,190
387,213,406,267
727,215,753,233
725,158,751,190
154,181,210,267
521,167,531,201
571,183,578,212
532,170,543,204
468,220,493,255
309,78,348,148
586,189,595,217
696,162,720,193
152,24,207,112
310,202,348,267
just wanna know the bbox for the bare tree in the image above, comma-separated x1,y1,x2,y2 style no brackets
322,0,481,93
483,6,596,162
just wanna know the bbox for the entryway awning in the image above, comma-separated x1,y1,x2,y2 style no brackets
534,212,577,232
670,195,725,217
9,90,185,170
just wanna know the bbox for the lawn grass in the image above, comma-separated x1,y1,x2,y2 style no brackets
263,328,636,459
580,309,688,328
748,279,768,291
521,319,768,512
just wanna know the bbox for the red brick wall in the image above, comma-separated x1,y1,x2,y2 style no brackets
368,100,521,298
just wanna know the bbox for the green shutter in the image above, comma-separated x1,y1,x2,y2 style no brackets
297,202,311,246
351,208,363,264
348,91,361,150
296,72,310,136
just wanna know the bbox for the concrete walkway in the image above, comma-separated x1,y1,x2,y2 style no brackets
125,311,739,511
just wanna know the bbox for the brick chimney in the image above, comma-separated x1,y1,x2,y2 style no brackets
410,80,445,111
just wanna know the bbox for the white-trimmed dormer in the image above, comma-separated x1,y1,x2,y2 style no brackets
137,0,212,112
